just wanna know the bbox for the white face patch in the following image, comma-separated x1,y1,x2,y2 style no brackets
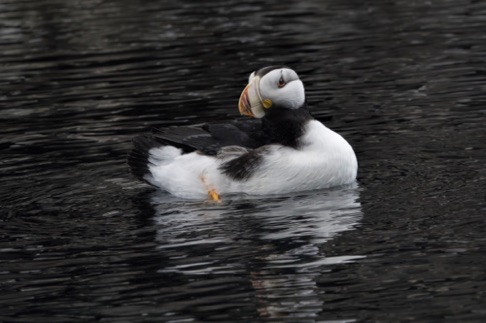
259,68,305,110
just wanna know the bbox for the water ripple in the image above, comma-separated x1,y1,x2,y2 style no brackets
1,0,486,322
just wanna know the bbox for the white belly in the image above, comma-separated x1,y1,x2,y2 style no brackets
147,120,357,199
229,121,358,194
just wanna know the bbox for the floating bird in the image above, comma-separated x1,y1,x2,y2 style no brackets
128,66,357,201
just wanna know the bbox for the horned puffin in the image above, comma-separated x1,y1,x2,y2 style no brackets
128,66,357,201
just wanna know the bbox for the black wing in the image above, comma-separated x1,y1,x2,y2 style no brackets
128,118,271,182
150,118,269,155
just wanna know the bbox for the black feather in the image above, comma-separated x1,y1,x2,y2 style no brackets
219,147,269,181
262,102,312,148
128,101,313,184
127,118,270,183
218,106,312,181
127,135,161,184
150,118,267,155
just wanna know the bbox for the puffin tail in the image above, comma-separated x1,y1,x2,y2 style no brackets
127,135,181,185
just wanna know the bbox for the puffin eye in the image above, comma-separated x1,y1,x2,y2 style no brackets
278,76,286,88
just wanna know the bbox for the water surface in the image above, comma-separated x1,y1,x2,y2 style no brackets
1,0,485,322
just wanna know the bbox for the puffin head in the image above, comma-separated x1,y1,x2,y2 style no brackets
238,66,306,118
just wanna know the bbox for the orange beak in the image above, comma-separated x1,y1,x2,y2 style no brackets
237,77,266,118
238,82,254,117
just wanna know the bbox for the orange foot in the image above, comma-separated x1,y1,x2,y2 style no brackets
200,175,222,203
207,189,221,203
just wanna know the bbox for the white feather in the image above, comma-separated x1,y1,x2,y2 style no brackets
144,120,357,199
259,68,305,110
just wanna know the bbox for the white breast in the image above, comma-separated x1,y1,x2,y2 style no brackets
145,120,357,199
228,120,358,194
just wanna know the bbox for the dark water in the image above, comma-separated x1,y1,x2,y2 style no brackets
1,0,485,321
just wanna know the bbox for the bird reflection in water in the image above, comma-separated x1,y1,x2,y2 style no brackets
150,184,363,320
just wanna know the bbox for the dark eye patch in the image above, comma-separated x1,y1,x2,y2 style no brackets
255,65,288,77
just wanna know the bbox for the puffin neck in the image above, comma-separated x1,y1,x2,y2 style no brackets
262,103,313,149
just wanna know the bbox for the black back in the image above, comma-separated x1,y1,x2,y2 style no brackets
149,118,269,156
128,103,314,183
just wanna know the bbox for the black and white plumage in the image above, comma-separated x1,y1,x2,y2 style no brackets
128,66,358,199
